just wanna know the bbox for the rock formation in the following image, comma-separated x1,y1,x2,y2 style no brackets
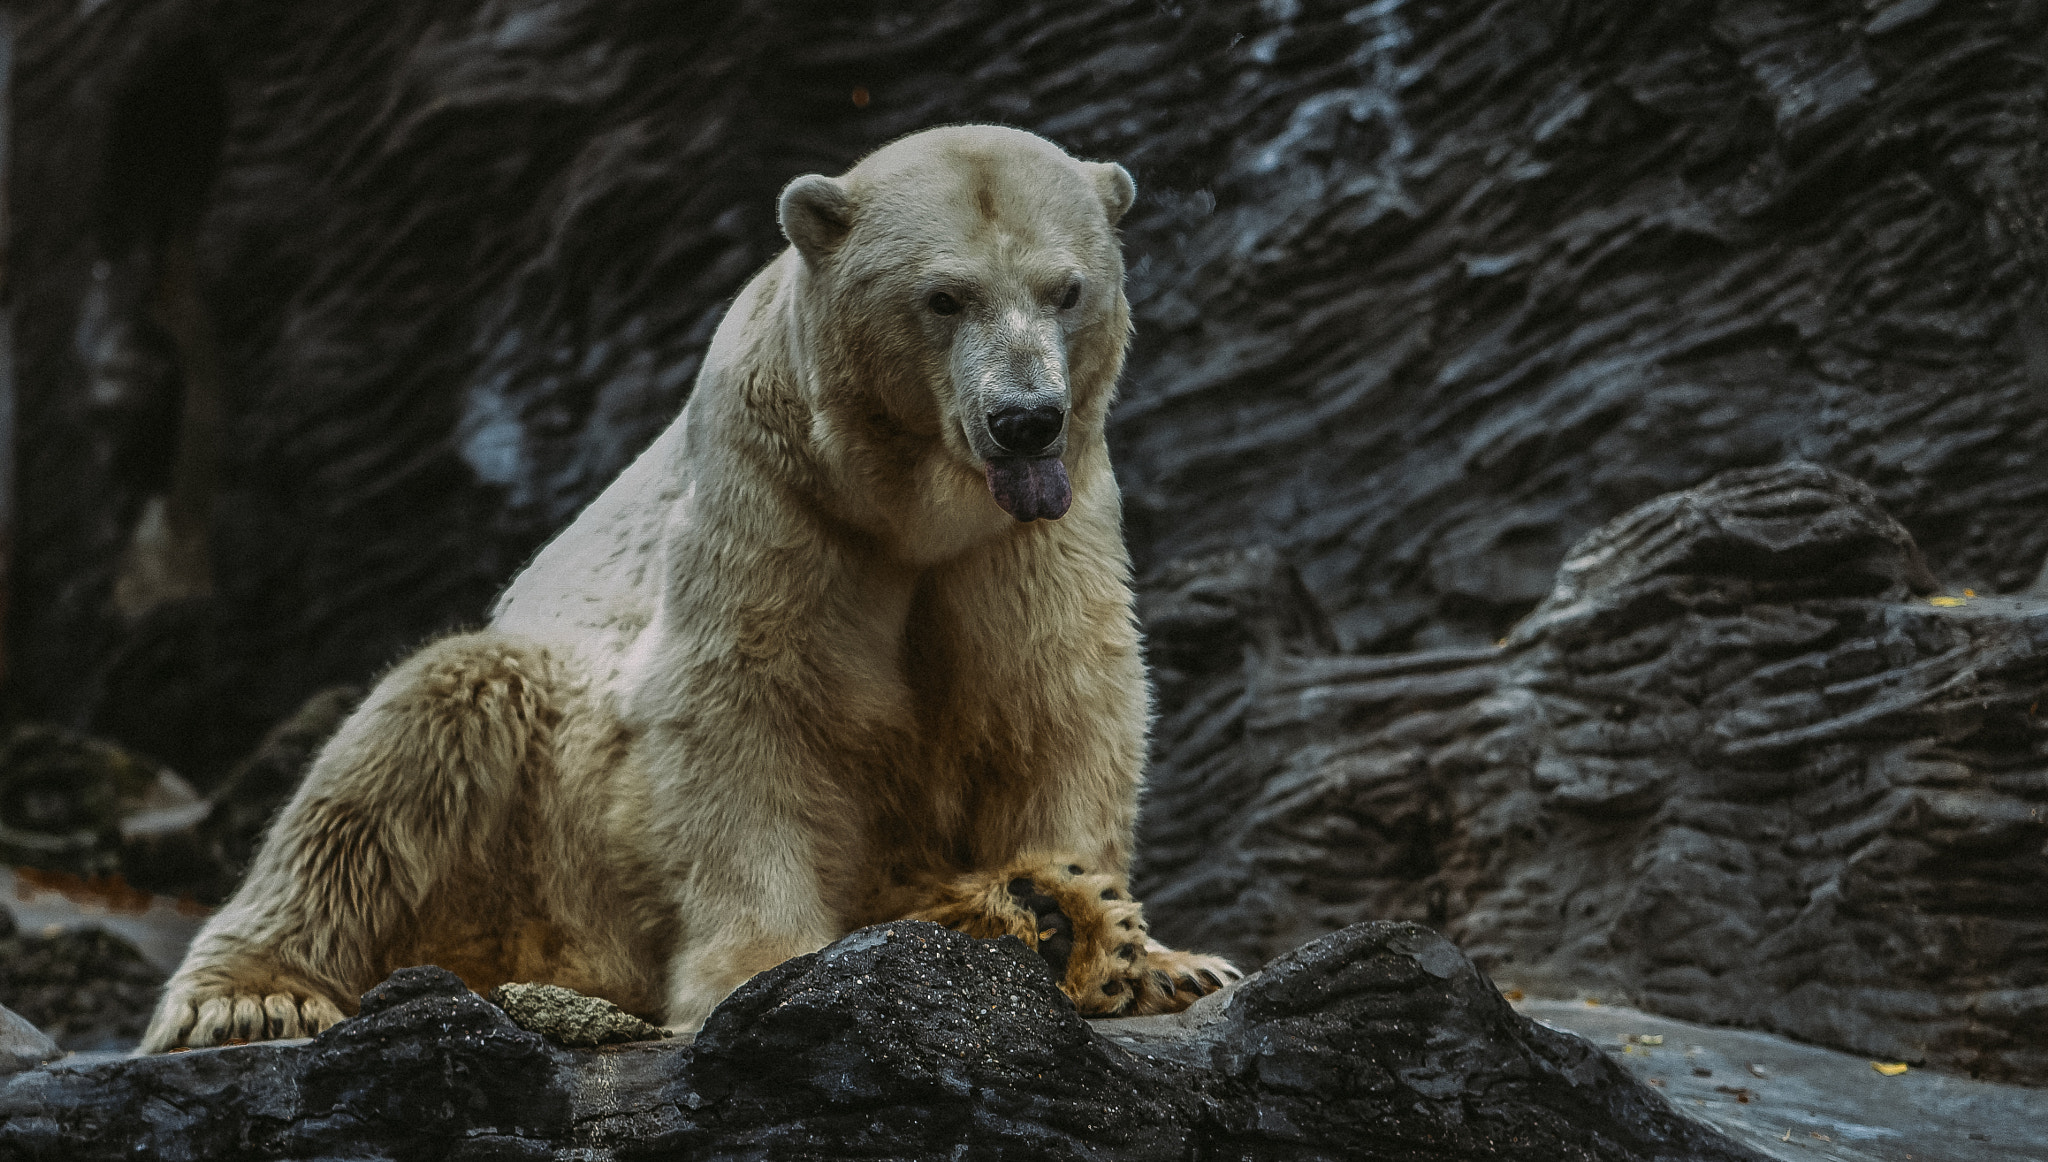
0,921,1768,1161
5,0,2047,1121
0,1007,58,1078
0,904,162,1052
9,0,2048,783
1136,463,2048,1085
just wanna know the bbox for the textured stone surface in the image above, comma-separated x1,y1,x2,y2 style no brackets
0,904,163,1052
0,1006,59,1077
489,981,669,1048
1521,999,2048,1162
0,687,357,904
0,922,1767,1160
0,724,180,877
10,0,2048,1104
11,0,2048,784
1135,463,2048,1084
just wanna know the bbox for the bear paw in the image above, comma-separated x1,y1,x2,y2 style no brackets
140,967,347,1053
1128,943,1243,1015
906,858,1233,1018
997,862,1152,1016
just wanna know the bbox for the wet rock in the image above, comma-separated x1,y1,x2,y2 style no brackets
1135,463,2048,1084
1141,544,1339,709
1521,998,2048,1162
0,904,164,1053
0,725,187,879
0,685,357,904
0,922,1767,1160
0,1006,59,1077
687,924,1199,1158
489,981,669,1048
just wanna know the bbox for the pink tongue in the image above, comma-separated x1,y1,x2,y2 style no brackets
985,457,1072,522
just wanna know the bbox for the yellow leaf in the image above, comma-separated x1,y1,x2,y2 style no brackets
1928,596,1965,607
1638,1034,1664,1045
1871,1061,1909,1076
1963,588,1977,597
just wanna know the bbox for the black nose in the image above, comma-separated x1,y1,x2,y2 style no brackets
988,406,1065,455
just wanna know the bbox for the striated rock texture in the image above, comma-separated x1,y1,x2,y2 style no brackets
11,0,2048,1097
0,689,357,903
10,0,2048,785
0,906,163,1052
0,921,1766,1161
1135,463,2048,1084
0,1007,58,1077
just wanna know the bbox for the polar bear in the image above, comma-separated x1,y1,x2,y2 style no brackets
140,125,1237,1052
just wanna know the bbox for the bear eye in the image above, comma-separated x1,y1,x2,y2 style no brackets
928,292,961,316
1059,284,1081,310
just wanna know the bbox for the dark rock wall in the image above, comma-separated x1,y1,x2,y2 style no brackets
1111,0,2048,658
0,907,161,1053
11,0,2048,783
1134,464,2048,1084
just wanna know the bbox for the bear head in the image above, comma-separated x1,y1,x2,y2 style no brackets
776,125,1135,553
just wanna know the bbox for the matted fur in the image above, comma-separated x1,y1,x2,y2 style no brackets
141,126,1235,1052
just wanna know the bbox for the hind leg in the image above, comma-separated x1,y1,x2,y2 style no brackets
140,633,555,1052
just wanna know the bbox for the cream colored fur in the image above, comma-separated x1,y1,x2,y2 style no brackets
141,125,1231,1052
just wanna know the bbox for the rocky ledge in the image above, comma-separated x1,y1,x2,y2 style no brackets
1136,462,2048,1085
0,920,1762,1161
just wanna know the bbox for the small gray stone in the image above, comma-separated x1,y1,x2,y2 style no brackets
0,1004,60,1075
487,982,669,1048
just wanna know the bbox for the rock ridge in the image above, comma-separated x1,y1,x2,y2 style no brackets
0,921,1766,1161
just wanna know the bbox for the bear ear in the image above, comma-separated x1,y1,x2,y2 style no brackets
779,174,855,266
1085,162,1136,226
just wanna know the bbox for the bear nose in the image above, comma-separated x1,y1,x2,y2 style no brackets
988,406,1065,456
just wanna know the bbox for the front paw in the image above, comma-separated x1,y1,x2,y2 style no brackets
906,858,1151,1016
1130,944,1243,1015
1000,863,1150,1017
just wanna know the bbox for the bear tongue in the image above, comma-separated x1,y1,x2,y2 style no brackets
985,457,1072,522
